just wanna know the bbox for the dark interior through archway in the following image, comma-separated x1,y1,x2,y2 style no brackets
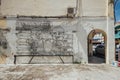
88,30,106,64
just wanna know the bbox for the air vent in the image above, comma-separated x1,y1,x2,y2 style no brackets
67,8,75,18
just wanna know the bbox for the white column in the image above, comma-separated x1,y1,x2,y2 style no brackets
106,0,109,64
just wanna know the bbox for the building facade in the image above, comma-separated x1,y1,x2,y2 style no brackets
0,0,115,64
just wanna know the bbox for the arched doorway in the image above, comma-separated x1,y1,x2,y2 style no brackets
88,29,107,64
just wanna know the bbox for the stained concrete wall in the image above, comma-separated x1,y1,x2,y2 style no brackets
82,0,107,16
107,18,115,64
3,17,115,64
0,19,7,29
108,2,114,18
1,0,108,17
4,18,81,64
77,17,115,64
1,0,77,16
0,0,115,64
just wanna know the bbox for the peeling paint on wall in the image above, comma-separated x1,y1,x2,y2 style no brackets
0,19,7,29
0,29,10,64
0,55,7,64
16,19,73,56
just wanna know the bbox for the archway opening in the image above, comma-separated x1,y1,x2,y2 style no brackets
88,29,107,64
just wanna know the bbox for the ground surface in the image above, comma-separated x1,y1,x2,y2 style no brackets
88,56,105,63
0,64,119,80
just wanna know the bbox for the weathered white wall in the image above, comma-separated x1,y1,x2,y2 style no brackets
106,18,115,64
1,0,77,16
4,17,115,64
4,18,81,64
5,18,17,64
108,3,114,18
1,0,108,17
82,0,107,16
78,17,115,64
0,0,115,64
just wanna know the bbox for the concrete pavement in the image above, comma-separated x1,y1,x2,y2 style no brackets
0,64,119,80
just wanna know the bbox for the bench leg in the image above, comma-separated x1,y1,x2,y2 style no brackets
14,55,16,64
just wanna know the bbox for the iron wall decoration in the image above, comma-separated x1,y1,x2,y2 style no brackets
16,20,73,56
